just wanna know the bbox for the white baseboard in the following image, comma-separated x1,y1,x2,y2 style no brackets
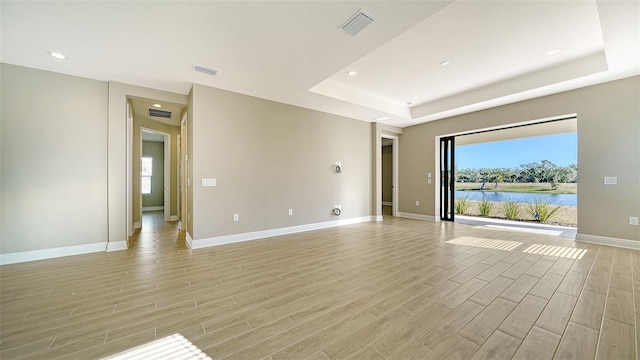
143,206,164,211
375,215,383,222
169,215,179,221
190,216,377,250
186,232,193,249
130,221,142,236
397,212,438,221
107,241,128,252
575,233,640,250
0,242,107,265
382,201,393,206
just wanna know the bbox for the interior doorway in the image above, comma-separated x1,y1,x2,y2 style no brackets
140,127,170,222
381,135,398,217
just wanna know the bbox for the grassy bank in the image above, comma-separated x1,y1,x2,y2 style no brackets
456,182,576,194
458,199,577,227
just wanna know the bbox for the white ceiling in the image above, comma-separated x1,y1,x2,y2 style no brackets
1,1,638,128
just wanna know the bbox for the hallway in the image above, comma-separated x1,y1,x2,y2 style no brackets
129,211,187,253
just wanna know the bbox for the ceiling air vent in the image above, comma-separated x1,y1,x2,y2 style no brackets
149,108,172,119
339,9,374,36
193,64,218,76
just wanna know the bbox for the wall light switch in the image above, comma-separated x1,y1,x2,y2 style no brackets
415,201,420,206
202,178,217,187
288,209,293,216
604,176,617,185
630,217,639,226
428,172,432,178
233,214,239,222
428,179,432,184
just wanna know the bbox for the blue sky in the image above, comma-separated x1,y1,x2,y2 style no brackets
456,132,577,169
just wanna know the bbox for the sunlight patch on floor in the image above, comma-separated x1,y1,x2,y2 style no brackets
522,244,587,259
103,333,211,360
446,236,522,251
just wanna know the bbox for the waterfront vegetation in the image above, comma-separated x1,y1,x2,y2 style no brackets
478,199,493,217
454,199,576,226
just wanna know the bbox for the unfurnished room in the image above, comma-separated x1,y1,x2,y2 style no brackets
1,1,639,359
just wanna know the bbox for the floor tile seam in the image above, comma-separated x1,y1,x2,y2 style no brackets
495,294,550,341
208,317,308,360
511,325,560,359
631,254,639,360
0,300,165,343
318,308,410,360
226,313,343,360
456,297,519,347
15,332,108,360
266,311,379,360
593,245,615,359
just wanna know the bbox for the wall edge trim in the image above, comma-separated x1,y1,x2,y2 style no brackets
107,241,128,252
0,242,108,265
575,233,639,250
190,216,377,250
186,232,194,249
396,212,438,221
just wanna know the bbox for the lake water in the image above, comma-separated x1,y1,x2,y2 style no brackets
455,190,577,206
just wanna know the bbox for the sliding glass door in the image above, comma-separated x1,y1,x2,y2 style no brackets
440,136,455,221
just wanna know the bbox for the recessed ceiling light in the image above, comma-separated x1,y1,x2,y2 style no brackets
546,48,562,56
48,51,67,60
406,102,413,106
411,96,418,99
348,70,357,76
152,104,162,108
376,116,392,121
440,60,450,66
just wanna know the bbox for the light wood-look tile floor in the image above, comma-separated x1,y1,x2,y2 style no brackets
1,211,638,359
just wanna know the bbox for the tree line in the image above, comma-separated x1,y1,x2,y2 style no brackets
456,160,577,189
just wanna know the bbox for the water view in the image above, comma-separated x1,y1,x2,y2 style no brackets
455,190,577,206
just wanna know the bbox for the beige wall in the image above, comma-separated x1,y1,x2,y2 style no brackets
142,141,164,208
190,84,373,240
382,145,393,203
1,63,108,253
399,75,640,242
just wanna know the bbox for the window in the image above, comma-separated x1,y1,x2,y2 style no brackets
141,157,152,194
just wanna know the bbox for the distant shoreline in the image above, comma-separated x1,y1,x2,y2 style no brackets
455,182,576,195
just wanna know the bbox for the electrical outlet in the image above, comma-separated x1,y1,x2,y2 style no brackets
202,178,216,187
415,201,419,206
630,217,639,226
288,209,293,216
233,214,239,222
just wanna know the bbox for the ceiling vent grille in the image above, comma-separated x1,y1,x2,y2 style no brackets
339,10,374,36
193,64,218,76
149,108,172,119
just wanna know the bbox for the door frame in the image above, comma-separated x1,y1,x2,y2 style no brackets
381,134,398,217
439,136,455,221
